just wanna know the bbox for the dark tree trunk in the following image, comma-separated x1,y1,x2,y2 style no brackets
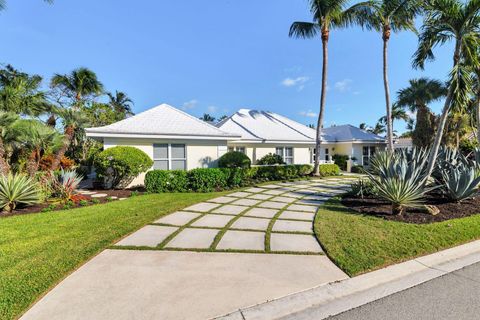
314,29,329,176
51,126,74,171
26,149,40,177
0,137,10,175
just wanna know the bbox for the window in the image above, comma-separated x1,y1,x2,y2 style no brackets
153,144,186,170
228,146,246,154
325,148,330,161
362,146,376,166
276,147,294,165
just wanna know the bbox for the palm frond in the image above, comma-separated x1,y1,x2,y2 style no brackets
288,22,320,38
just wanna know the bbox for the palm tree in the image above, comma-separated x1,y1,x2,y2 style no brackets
14,120,59,176
379,103,411,126
200,113,215,122
413,0,480,180
359,122,371,131
371,121,386,135
472,60,480,144
51,109,89,170
289,0,364,175
0,112,18,175
50,67,104,107
107,90,134,117
396,78,447,147
352,0,419,152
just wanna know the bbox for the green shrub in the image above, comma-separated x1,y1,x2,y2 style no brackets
318,164,340,177
351,165,365,174
459,139,478,155
188,168,228,192
145,170,189,193
332,154,349,171
0,173,41,212
94,146,153,189
221,168,255,188
255,164,313,181
218,151,251,168
256,153,284,165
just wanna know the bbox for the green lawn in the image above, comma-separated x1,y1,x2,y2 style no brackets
315,199,480,277
0,192,225,320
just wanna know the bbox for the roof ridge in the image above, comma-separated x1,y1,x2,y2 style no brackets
160,103,234,135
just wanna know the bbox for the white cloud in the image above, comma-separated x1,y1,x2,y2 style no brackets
207,105,218,113
182,99,198,110
299,110,318,118
334,79,352,92
281,76,309,88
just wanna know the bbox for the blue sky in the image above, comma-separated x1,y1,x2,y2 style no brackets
1,0,454,132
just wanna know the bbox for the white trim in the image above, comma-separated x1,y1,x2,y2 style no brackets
86,132,239,141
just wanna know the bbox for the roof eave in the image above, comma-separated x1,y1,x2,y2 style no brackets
85,131,240,141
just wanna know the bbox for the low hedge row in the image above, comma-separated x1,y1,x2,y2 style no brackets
145,164,339,193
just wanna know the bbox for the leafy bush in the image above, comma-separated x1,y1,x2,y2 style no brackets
0,173,41,212
349,179,377,199
218,151,251,168
367,149,433,215
145,170,189,193
256,153,284,165
351,165,365,174
39,154,75,171
94,146,153,189
318,164,340,177
332,154,349,171
459,139,478,155
188,168,228,192
221,168,256,188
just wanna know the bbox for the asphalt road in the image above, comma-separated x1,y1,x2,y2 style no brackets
326,262,480,320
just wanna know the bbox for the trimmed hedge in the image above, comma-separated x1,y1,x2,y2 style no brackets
145,164,319,193
318,164,340,177
256,153,284,165
218,151,251,168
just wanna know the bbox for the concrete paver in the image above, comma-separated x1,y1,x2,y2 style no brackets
165,228,218,249
116,226,178,247
191,214,234,228
213,205,248,215
154,211,201,226
231,199,261,207
279,210,315,221
258,201,287,209
243,207,278,218
272,220,313,233
270,234,322,253
184,202,220,212
231,217,270,231
216,231,265,251
247,194,272,200
288,204,318,212
208,196,237,204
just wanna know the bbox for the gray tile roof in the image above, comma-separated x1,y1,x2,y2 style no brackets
322,125,385,142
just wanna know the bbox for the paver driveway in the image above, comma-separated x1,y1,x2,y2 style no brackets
114,177,357,254
21,176,361,320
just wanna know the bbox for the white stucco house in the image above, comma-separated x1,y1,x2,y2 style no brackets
86,104,386,184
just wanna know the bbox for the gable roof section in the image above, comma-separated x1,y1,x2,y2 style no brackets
216,109,384,144
86,103,239,140
216,109,323,143
322,125,385,142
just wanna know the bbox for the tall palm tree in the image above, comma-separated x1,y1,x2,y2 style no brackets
107,90,134,117
413,0,480,180
352,0,419,152
396,78,447,147
200,113,215,122
289,0,364,175
0,112,18,175
51,109,89,170
50,67,104,107
379,103,411,126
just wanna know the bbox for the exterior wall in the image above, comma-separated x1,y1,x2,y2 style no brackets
228,143,314,165
103,137,228,187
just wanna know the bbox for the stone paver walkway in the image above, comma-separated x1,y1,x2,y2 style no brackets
114,176,360,254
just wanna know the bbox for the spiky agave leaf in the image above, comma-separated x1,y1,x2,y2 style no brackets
441,163,480,201
0,173,41,212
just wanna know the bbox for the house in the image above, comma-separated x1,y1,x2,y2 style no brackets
86,104,386,184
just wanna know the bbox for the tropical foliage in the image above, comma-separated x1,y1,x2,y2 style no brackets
0,173,40,212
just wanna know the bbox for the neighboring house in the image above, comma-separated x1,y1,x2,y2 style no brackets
86,104,386,185
393,137,413,151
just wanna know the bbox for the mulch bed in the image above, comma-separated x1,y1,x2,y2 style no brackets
1,188,144,218
341,194,480,224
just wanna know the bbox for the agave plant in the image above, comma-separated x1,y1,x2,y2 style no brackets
0,173,41,212
53,169,83,201
441,164,480,202
367,149,433,215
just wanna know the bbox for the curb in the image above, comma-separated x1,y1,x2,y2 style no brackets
214,240,480,320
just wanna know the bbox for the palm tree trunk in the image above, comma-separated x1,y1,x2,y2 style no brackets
382,31,394,152
425,40,462,181
27,149,39,177
0,137,10,175
314,30,329,176
476,94,480,146
51,126,74,171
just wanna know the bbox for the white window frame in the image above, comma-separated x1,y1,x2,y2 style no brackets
362,146,376,166
153,143,187,170
276,147,294,165
228,146,246,154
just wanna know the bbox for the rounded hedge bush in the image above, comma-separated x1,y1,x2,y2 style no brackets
218,151,251,168
94,146,153,189
145,170,189,193
256,153,285,165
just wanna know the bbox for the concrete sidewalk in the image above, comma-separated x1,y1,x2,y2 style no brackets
20,250,347,320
